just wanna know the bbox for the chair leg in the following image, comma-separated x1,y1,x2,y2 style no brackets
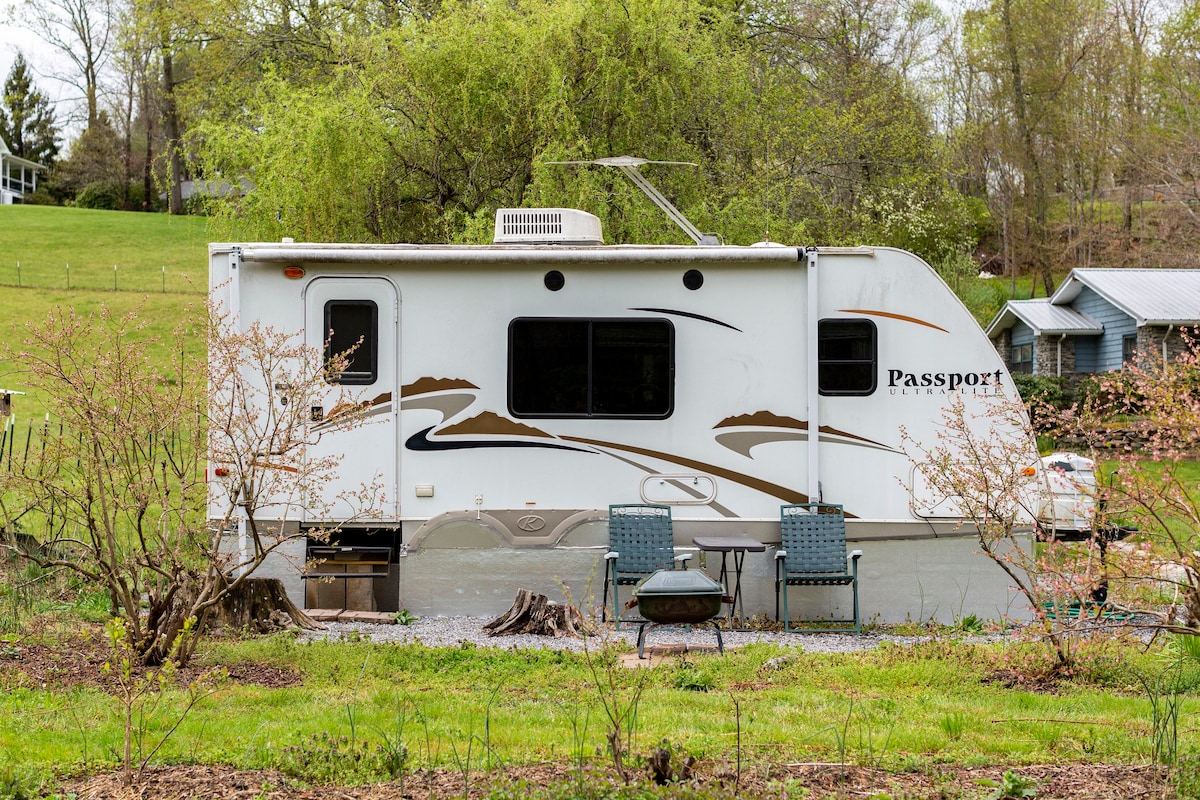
613,583,622,631
852,579,860,633
851,563,861,634
782,581,791,633
602,570,611,623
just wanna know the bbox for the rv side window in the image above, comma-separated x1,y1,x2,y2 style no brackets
818,319,876,395
324,300,378,385
509,318,673,418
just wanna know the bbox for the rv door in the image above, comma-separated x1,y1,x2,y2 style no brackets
304,277,399,522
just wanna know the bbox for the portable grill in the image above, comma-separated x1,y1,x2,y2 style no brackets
631,569,727,658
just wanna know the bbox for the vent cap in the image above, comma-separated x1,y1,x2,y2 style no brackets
494,208,603,245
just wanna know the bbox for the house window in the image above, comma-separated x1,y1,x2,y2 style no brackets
818,319,877,395
509,318,673,418
1122,335,1137,366
324,300,378,385
1011,343,1033,374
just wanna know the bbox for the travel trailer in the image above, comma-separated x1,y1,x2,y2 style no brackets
209,206,1036,624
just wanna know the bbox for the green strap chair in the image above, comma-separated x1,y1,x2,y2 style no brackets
603,504,692,629
775,503,862,632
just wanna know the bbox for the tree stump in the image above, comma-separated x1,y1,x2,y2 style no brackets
209,578,323,634
484,588,592,638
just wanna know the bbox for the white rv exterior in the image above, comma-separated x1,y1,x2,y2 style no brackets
210,209,1034,624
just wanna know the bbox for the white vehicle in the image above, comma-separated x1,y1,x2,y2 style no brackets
209,206,1036,623
1036,452,1098,536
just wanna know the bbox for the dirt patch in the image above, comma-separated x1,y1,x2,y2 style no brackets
61,761,1171,799
0,630,302,692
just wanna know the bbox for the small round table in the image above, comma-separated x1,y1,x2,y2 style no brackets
691,536,766,628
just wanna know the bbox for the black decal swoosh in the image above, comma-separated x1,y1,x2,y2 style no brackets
630,308,742,332
405,427,596,453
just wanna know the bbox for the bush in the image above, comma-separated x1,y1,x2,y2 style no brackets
75,181,121,210
22,190,57,206
1013,374,1071,409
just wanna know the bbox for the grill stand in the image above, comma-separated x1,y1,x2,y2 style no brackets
635,620,724,659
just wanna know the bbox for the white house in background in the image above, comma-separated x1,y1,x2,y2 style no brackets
0,136,46,204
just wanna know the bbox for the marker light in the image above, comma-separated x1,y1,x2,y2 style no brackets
283,266,305,279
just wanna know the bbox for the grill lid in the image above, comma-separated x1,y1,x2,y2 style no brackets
635,569,723,596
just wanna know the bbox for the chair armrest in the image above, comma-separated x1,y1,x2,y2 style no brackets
775,550,787,560
848,549,863,561
674,553,694,569
605,551,619,561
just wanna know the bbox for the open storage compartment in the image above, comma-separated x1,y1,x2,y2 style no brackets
303,530,401,612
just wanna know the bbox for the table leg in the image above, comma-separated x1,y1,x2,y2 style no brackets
731,549,746,627
717,552,732,625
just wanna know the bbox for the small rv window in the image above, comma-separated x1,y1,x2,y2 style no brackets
509,318,673,418
324,300,378,385
818,319,876,395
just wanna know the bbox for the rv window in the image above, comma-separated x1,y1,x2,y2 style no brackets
817,319,876,395
509,318,673,418
324,300,378,385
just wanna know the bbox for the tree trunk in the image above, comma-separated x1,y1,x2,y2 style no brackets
208,577,322,633
162,48,184,215
484,588,591,638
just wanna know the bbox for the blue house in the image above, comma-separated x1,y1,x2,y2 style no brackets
986,269,1200,378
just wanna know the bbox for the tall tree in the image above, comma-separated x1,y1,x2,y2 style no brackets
0,53,61,165
18,0,115,128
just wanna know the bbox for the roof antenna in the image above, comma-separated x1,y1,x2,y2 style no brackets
547,155,721,245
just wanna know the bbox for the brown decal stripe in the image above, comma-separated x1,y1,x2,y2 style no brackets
439,411,553,439
401,377,479,397
560,435,808,505
714,411,805,429
713,411,893,450
838,309,949,334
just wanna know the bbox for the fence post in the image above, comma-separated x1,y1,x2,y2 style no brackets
113,264,117,291
66,262,70,289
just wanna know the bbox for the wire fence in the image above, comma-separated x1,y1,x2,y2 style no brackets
0,414,203,477
2,261,205,294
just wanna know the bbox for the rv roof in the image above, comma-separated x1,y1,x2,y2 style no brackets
218,244,876,266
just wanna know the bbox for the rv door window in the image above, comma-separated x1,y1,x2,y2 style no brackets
509,318,673,418
817,319,876,395
324,300,378,385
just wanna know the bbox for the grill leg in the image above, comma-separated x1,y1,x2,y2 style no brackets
637,622,658,659
708,620,724,654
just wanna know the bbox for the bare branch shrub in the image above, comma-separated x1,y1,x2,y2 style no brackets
0,300,383,665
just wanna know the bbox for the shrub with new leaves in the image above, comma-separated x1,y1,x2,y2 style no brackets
900,393,1106,668
1056,330,1200,632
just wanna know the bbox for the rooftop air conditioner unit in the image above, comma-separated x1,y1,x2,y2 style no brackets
493,208,603,245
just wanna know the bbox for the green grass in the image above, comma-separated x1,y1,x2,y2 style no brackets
0,205,209,293
0,206,210,416
0,633,1178,788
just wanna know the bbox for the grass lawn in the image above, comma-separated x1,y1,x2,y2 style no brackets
1,205,210,293
0,206,210,416
0,618,1187,798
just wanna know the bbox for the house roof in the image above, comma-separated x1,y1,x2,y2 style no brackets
0,136,46,171
1051,268,1200,326
985,298,1103,338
